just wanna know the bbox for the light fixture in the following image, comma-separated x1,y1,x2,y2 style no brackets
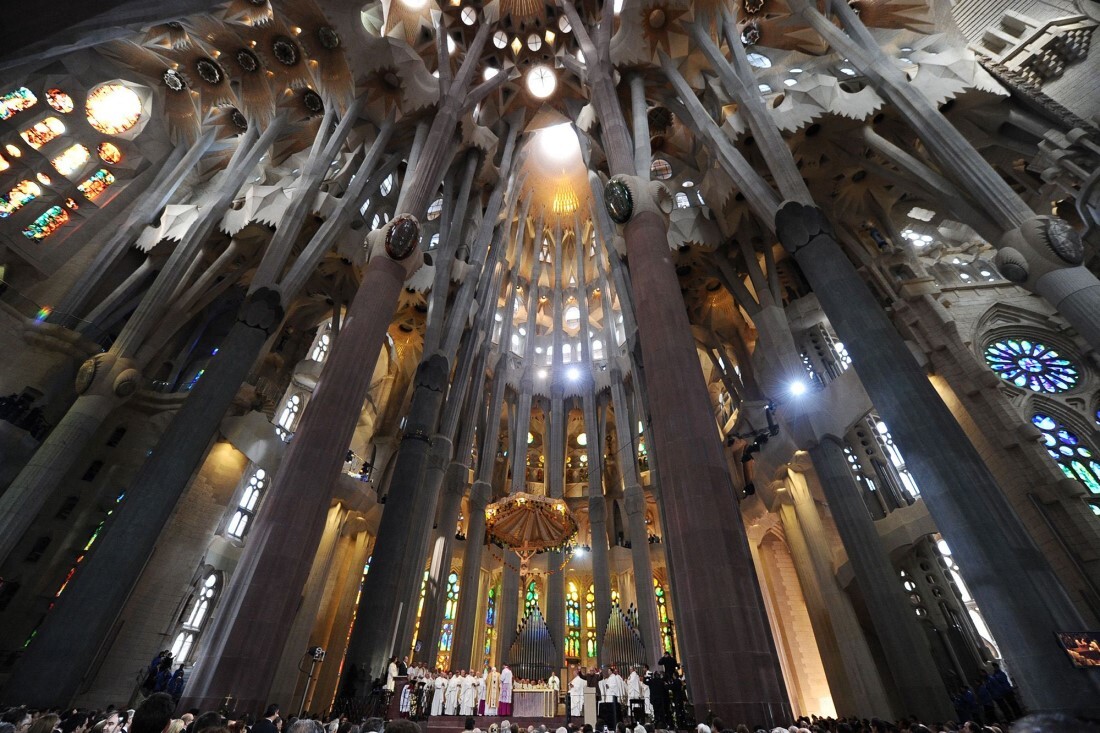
537,369,548,379
400,0,427,9
567,366,581,381
526,65,557,98
789,380,808,397
576,432,587,447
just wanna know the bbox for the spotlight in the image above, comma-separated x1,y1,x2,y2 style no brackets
537,369,548,379
566,366,581,381
789,380,807,397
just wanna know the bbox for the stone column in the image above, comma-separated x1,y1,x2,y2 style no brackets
545,383,566,657
808,437,951,717
778,201,1100,716
312,528,373,709
415,457,468,664
786,465,893,717
346,353,449,682
178,245,412,713
582,392,612,657
452,480,491,669
498,551,521,659
610,376,661,664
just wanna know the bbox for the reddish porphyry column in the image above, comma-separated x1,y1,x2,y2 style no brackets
622,201,791,727
182,240,412,714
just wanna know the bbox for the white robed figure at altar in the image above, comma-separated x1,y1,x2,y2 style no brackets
499,664,514,715
431,673,447,716
484,666,502,716
569,670,586,717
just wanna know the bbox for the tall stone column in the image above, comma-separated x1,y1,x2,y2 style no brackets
498,551,521,659
808,437,951,717
415,457,468,664
610,375,661,664
346,353,449,681
545,384,566,657
786,465,893,717
583,393,612,656
312,529,373,709
452,480,491,670
778,202,1100,715
179,242,414,713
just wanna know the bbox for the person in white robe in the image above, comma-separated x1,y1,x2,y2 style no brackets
642,678,653,720
626,668,643,721
386,657,399,692
478,668,489,715
460,672,477,716
431,673,447,716
445,671,463,715
569,670,587,718
485,666,501,716
548,672,560,692
499,665,514,716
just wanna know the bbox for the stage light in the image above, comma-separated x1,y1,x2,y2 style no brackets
789,380,807,396
567,366,580,381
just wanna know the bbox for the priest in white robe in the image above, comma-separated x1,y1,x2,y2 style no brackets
485,666,502,716
627,668,643,722
569,670,587,718
499,665,514,716
548,671,560,692
460,671,477,716
431,673,447,716
445,671,463,715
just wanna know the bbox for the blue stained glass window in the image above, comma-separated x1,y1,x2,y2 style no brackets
1034,413,1100,495
984,339,1079,393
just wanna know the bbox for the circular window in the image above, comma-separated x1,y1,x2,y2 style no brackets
1033,413,1100,494
493,30,509,49
272,35,300,66
650,159,672,180
461,7,477,25
984,339,1079,393
46,89,74,113
526,65,556,98
527,33,543,51
86,84,143,135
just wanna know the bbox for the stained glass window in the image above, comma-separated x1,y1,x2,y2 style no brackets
0,180,43,218
77,169,115,201
654,579,676,655
566,582,582,657
51,144,90,176
46,89,73,114
23,206,69,241
585,629,597,659
437,570,460,658
0,154,8,173
20,117,65,149
227,468,266,540
524,579,540,616
97,142,122,164
585,584,595,628
984,339,1079,393
486,586,497,626
650,159,672,180
0,87,37,120
169,571,221,664
85,84,142,135
1033,413,1100,494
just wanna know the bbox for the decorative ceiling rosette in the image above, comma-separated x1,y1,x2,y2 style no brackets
611,0,690,67
187,16,275,122
729,1,828,55
98,40,200,144
247,19,315,90
844,0,932,33
162,41,239,110
356,36,439,120
273,0,353,101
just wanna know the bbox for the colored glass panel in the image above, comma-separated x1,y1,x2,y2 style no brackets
0,179,42,217
51,144,90,176
77,169,115,201
0,87,37,120
20,116,65,149
23,205,69,240
984,339,1079,393
86,84,142,135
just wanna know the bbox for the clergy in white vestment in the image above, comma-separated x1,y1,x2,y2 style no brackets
605,669,626,703
548,672,560,692
642,679,653,719
569,670,586,717
478,668,489,714
399,684,412,717
459,672,477,716
626,668,643,721
499,665,514,716
431,673,447,716
445,671,463,715
465,673,482,716
485,666,502,716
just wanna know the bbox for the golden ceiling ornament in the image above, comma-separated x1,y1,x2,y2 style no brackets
485,492,578,576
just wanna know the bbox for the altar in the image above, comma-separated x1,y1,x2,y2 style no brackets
512,688,557,717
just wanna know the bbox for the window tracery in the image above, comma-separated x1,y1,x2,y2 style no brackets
1033,413,1100,495
984,339,1079,394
